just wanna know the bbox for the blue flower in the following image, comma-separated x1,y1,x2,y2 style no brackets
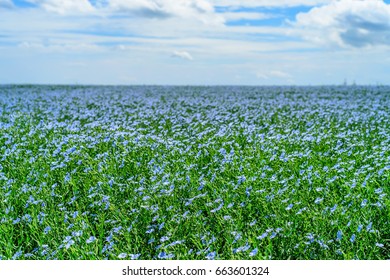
249,248,258,257
72,230,83,237
306,233,315,243
160,236,169,242
86,236,96,244
211,203,223,213
106,234,113,242
148,238,155,244
63,236,72,243
12,250,22,260
257,232,268,240
118,253,127,259
22,214,32,223
130,254,141,260
206,251,216,260
65,239,75,249
44,226,51,234
336,230,342,241
374,188,383,194
286,204,293,211
112,226,122,234
146,228,154,234
314,197,323,204
158,252,175,259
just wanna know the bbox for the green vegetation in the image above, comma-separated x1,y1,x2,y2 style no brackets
0,85,389,260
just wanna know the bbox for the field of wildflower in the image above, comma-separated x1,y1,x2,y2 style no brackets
0,85,389,260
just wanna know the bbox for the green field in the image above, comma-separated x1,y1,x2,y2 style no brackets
0,85,389,260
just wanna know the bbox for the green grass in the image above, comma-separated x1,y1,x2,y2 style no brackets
0,85,389,260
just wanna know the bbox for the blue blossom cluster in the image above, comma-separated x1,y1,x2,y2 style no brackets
0,85,388,260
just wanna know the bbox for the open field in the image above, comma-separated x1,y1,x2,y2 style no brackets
0,85,389,260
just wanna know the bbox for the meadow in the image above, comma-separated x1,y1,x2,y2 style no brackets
0,85,389,260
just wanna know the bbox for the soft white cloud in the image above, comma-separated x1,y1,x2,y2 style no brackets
23,0,224,25
256,70,292,80
26,0,95,14
294,0,390,48
18,41,103,53
1,0,390,85
210,0,331,8
270,70,291,78
107,0,223,25
26,0,218,19
109,0,213,15
222,12,271,21
172,50,193,60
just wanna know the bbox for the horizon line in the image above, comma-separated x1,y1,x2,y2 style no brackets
1,83,389,87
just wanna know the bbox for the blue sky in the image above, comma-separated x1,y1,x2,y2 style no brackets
1,0,390,85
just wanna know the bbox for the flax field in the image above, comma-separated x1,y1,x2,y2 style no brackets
0,85,389,260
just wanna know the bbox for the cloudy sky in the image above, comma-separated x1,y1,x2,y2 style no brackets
1,0,390,85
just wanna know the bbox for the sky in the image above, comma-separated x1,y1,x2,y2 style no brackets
1,0,390,85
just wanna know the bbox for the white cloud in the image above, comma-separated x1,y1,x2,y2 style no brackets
18,41,103,53
107,0,223,25
26,0,95,14
109,0,213,15
256,73,269,79
26,0,217,20
256,70,292,80
210,0,331,8
294,0,390,48
222,12,271,21
172,50,193,60
23,0,224,25
2,0,390,85
270,70,291,78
